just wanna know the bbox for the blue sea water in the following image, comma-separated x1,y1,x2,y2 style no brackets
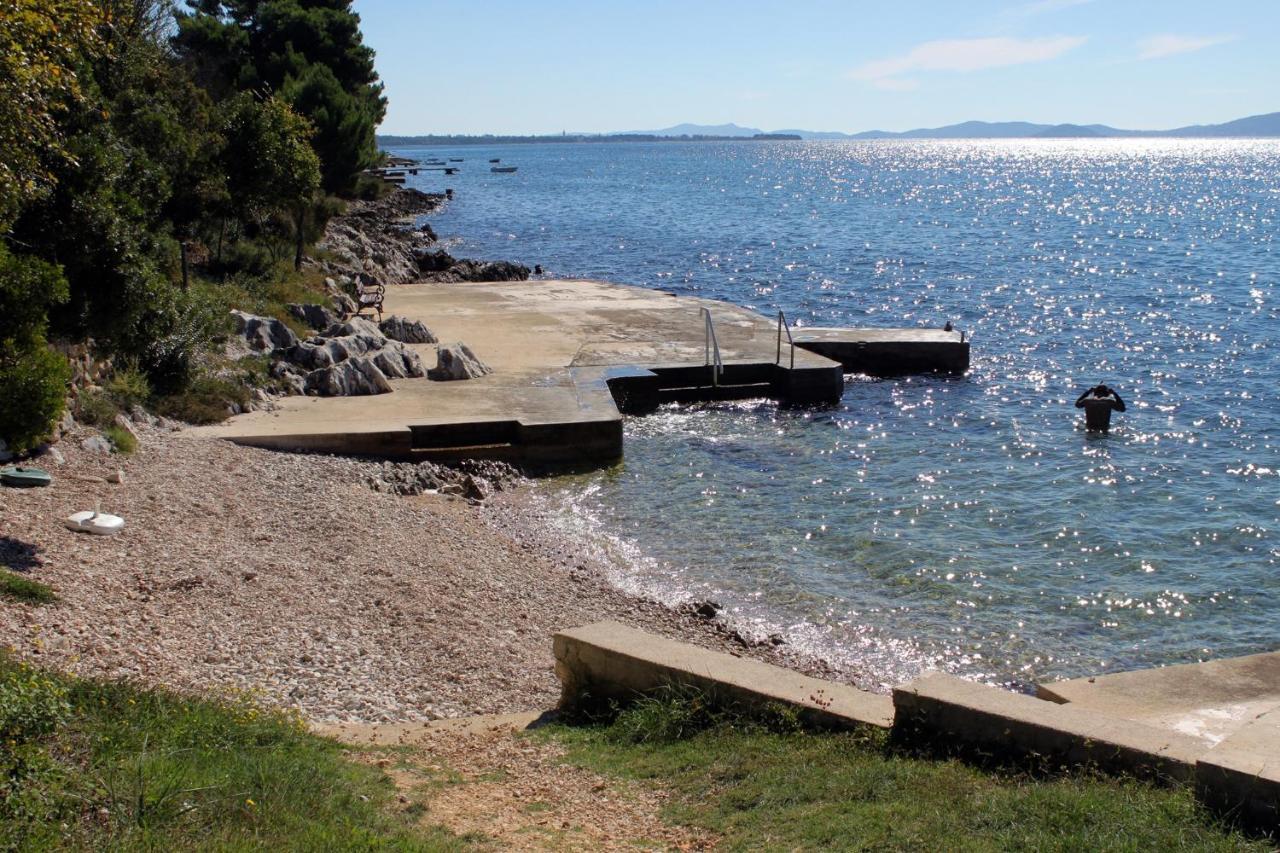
391,140,1280,689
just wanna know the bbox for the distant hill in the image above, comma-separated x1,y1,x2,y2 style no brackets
629,113,1280,140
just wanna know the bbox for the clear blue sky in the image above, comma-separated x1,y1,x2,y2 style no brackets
354,0,1280,135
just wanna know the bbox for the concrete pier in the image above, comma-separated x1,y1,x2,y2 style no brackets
204,279,969,467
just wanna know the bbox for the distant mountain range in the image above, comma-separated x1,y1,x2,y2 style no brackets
628,112,1280,139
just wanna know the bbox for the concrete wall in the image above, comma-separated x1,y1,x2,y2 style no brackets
553,621,892,730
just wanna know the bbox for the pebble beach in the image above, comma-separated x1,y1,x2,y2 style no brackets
0,423,849,723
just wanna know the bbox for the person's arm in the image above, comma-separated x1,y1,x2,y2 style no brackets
1110,391,1125,412
1075,390,1091,408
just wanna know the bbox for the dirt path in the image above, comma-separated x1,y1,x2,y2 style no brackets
320,715,715,851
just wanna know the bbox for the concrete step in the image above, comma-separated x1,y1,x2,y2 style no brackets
658,382,775,403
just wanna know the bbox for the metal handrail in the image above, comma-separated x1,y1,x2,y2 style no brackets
776,310,795,369
702,307,723,387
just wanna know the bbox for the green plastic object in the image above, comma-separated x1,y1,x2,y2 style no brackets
0,465,52,488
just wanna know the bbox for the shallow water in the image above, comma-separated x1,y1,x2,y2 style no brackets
392,139,1280,688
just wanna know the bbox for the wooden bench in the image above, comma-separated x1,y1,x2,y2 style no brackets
352,279,385,322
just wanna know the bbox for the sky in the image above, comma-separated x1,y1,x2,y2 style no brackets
354,0,1280,135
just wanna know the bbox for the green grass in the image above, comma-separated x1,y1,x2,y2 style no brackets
103,424,138,454
0,655,470,851
0,570,57,604
542,692,1269,851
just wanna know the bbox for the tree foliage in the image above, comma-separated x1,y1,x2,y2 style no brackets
174,0,385,192
0,0,106,226
0,0,383,448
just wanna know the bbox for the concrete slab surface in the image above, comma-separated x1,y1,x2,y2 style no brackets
201,279,963,464
554,620,894,730
1037,651,1280,746
1195,706,1280,831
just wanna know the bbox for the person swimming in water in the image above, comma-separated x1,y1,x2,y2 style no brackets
1075,384,1126,433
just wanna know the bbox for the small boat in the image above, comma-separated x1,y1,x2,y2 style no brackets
488,158,501,163
0,465,51,488
491,166,518,173
449,158,464,162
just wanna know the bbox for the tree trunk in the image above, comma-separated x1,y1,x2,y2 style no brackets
293,204,306,271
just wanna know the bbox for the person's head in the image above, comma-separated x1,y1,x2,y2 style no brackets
1094,384,1110,396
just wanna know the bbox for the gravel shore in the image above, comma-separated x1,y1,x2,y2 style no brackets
1,428,852,723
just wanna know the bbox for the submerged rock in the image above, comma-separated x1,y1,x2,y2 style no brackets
428,343,492,381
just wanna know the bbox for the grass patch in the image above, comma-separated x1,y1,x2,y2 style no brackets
0,571,57,604
0,655,469,850
102,424,137,455
543,692,1269,851
154,374,251,425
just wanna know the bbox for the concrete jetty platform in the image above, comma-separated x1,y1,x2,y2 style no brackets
205,279,969,466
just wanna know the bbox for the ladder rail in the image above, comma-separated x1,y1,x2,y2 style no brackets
702,307,724,387
776,310,796,369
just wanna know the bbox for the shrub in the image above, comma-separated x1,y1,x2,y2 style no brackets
76,388,122,426
103,364,151,411
154,374,250,425
0,342,70,453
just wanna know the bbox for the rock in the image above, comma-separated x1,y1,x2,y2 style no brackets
230,310,299,353
331,291,358,317
689,600,723,619
380,315,437,344
322,317,385,341
461,474,492,503
130,405,158,427
0,439,10,463
372,347,426,380
59,410,76,434
40,446,66,466
428,343,492,381
414,248,455,273
81,435,112,455
112,413,139,440
304,357,393,396
288,303,339,332
107,469,126,484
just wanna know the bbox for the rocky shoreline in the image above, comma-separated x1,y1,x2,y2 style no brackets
307,187,531,286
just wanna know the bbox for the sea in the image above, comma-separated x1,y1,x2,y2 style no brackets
389,139,1279,690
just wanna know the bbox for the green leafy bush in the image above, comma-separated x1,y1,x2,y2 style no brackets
0,343,70,453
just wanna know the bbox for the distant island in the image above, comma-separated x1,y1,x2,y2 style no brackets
380,112,1280,146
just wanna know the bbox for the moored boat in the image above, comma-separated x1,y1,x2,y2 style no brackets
490,166,517,173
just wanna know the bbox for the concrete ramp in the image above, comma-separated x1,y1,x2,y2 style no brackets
1037,651,1280,746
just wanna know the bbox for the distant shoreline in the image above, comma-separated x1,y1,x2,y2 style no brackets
379,109,1280,145
378,132,802,146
